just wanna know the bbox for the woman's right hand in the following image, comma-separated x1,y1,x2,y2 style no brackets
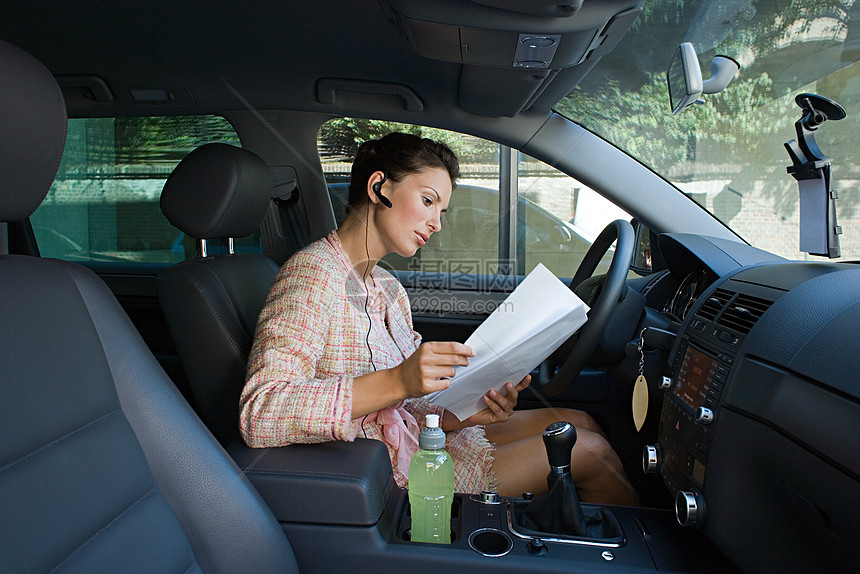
394,341,475,398
351,341,474,420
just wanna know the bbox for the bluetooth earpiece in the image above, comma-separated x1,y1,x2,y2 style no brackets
372,173,392,208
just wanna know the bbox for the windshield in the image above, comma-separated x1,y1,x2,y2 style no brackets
558,0,860,261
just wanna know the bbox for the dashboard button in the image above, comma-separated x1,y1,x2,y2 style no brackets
676,490,707,529
696,407,714,424
643,444,661,474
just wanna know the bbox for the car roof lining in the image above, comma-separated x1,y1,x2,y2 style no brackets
1,0,641,123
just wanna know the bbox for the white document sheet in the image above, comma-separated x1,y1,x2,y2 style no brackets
427,263,589,420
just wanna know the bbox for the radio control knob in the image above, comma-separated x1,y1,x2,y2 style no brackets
695,407,714,424
659,376,673,391
642,444,661,474
676,490,707,529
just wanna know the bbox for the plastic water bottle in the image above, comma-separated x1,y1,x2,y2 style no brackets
408,413,454,544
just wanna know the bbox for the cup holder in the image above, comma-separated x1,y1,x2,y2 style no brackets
468,528,513,557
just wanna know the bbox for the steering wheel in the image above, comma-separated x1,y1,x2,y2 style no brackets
541,219,635,396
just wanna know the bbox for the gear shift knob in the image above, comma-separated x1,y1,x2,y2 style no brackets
542,421,577,474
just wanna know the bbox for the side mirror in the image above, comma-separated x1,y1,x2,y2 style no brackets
667,42,739,114
549,223,573,246
630,221,652,274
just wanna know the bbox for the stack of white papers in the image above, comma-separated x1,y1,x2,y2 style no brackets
427,263,589,420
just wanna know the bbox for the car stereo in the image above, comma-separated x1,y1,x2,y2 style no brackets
657,337,731,486
674,345,718,411
644,331,735,529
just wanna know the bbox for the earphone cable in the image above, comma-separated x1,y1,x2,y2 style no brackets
362,200,375,438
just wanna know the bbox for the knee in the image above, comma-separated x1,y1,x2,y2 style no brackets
576,430,623,472
573,430,639,505
556,408,603,435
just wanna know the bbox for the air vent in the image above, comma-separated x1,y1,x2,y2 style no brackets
697,289,734,321
717,294,773,335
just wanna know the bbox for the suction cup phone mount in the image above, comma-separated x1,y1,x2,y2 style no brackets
787,93,847,165
785,93,846,258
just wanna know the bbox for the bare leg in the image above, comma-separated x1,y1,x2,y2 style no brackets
485,408,639,505
485,407,605,445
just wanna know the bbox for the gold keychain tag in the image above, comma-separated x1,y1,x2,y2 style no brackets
632,375,649,432
632,329,649,432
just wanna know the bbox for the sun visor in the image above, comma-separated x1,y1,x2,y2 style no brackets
459,66,551,118
383,0,642,116
385,0,641,69
402,19,600,69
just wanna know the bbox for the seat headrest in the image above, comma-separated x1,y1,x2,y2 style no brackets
161,143,273,239
0,39,68,222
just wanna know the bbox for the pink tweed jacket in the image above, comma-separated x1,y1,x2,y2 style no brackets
240,231,496,493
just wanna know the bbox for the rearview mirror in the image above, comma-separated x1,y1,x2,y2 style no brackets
667,43,703,114
667,42,740,114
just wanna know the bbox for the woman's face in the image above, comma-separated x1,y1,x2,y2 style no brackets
374,167,452,258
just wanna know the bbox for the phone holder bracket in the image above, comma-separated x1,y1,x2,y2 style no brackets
785,93,846,258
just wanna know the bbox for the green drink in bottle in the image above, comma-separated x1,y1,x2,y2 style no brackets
408,413,454,544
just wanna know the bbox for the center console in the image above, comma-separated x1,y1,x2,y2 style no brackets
273,486,738,572
230,425,738,573
644,285,777,528
389,490,727,570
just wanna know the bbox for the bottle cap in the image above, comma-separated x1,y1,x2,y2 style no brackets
420,414,446,449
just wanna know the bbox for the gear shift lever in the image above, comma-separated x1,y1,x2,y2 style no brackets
514,421,623,541
543,421,577,477
521,421,588,536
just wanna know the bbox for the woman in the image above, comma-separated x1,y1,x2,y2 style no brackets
240,132,638,505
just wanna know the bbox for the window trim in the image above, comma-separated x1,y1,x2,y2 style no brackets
498,145,518,275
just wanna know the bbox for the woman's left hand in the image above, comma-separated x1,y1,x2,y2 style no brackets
443,374,531,430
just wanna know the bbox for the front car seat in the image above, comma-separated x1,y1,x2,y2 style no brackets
0,38,298,573
157,144,280,445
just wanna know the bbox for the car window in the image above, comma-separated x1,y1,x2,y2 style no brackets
30,116,256,266
518,154,631,276
319,119,630,279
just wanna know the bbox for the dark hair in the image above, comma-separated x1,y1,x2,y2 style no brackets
347,132,460,208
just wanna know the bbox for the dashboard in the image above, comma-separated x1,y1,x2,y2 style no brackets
640,233,860,573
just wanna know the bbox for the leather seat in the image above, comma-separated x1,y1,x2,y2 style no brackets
157,144,280,445
0,38,298,573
